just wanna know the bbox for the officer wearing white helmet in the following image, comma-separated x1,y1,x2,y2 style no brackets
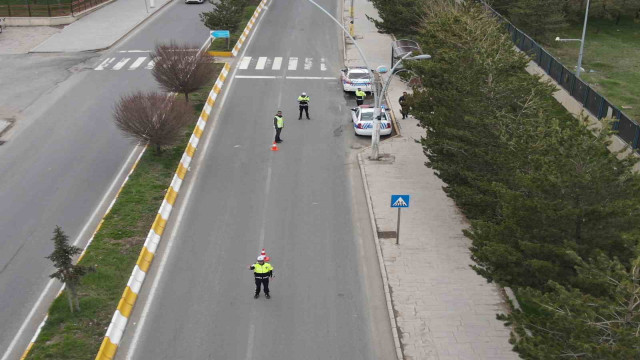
297,91,310,120
249,255,274,299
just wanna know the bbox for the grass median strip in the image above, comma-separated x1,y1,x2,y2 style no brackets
25,62,224,360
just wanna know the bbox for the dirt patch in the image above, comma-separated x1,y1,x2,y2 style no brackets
0,26,62,54
106,236,144,253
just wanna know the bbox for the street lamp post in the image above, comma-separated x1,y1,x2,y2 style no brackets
303,0,380,158
556,0,590,78
372,53,431,149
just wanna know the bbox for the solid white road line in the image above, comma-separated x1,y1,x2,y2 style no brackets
272,57,282,70
287,76,337,80
128,57,147,70
304,57,312,70
118,50,151,53
124,5,270,353
235,75,279,79
95,58,115,70
255,57,267,70
239,56,252,70
288,57,298,70
112,58,131,70
0,146,142,360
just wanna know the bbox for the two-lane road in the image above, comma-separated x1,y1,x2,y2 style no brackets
116,0,396,359
0,2,211,358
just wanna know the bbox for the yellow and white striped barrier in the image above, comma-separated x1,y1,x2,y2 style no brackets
96,63,231,360
231,0,268,57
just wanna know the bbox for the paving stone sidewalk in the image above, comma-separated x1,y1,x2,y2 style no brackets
346,0,521,359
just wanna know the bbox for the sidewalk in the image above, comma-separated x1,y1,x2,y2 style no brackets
31,0,172,52
345,0,520,359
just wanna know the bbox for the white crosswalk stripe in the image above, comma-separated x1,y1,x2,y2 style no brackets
288,57,298,71
129,57,147,70
304,57,312,70
272,57,282,70
239,56,251,70
320,58,327,71
255,57,267,70
95,58,115,70
112,58,131,70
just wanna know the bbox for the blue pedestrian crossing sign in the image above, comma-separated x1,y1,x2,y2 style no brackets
211,30,230,38
391,195,410,208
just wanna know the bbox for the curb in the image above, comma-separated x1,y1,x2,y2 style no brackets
17,147,146,360
95,63,232,360
357,152,404,360
231,0,267,57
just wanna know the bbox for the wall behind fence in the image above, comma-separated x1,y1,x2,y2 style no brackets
0,0,107,17
479,1,640,150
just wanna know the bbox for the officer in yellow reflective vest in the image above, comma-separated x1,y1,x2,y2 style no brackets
250,255,274,299
297,92,310,120
274,110,284,143
355,88,366,106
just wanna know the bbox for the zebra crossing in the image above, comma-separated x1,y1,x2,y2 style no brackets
92,55,331,73
94,56,155,71
238,56,328,72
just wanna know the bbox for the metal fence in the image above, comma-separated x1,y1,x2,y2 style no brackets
479,1,640,150
0,0,109,17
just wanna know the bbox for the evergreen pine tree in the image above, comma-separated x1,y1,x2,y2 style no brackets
46,226,92,312
509,0,568,43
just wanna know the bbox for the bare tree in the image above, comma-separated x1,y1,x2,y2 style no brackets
113,91,194,154
150,41,216,101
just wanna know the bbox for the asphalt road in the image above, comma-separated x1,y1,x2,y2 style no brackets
115,0,396,359
0,2,212,358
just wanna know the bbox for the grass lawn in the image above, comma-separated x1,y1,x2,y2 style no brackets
25,63,224,360
208,5,258,51
545,17,640,120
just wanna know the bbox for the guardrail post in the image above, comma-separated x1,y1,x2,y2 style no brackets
559,66,564,84
569,73,576,96
8,4,12,16
597,97,605,119
613,111,621,131
48,2,51,16
633,127,640,149
583,86,590,107
28,2,31,16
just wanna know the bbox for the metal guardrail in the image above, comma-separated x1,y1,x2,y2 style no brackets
479,1,640,150
0,0,108,17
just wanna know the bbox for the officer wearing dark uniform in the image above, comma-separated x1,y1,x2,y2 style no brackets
297,92,310,119
250,255,274,299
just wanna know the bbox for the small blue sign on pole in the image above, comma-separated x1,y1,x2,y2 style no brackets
211,30,230,38
391,195,410,245
391,195,410,208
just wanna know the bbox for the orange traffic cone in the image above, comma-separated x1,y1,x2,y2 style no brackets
271,141,279,151
260,249,266,256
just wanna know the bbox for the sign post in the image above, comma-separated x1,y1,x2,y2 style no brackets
211,30,231,50
390,195,410,245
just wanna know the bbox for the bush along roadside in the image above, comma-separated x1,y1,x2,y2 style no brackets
24,62,224,360
201,0,260,52
369,0,640,358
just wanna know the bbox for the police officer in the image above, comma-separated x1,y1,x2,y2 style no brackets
355,88,366,106
274,110,284,143
250,255,274,299
399,91,409,119
297,92,310,120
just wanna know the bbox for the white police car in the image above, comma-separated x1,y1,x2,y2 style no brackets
351,105,393,136
341,67,373,92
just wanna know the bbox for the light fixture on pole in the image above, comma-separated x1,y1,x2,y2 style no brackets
303,0,380,158
555,0,590,78
371,53,431,151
